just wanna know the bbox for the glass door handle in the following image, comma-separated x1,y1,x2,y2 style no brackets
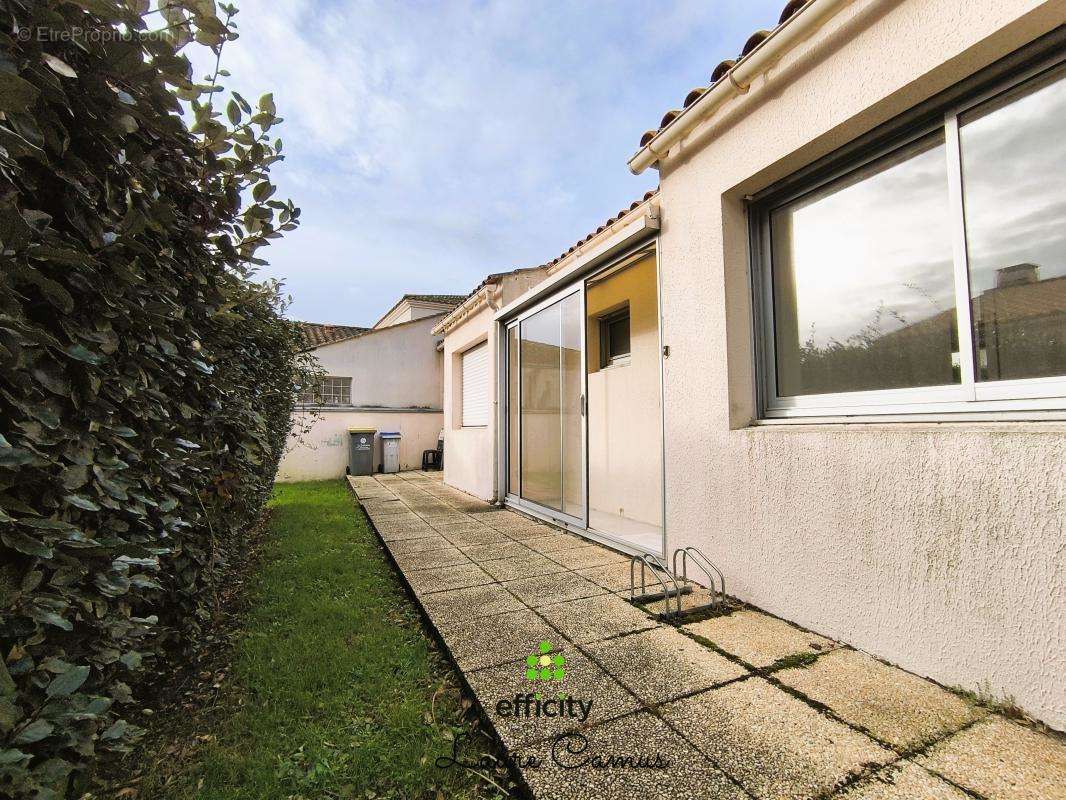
580,394,586,416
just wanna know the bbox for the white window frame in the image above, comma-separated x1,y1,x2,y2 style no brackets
300,375,352,407
751,49,1066,420
460,341,490,427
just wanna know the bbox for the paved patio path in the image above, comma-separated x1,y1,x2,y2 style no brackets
348,472,1066,800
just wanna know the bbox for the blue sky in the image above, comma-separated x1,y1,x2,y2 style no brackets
194,0,785,325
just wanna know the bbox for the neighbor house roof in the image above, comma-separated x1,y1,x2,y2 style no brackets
402,293,468,304
372,293,467,329
632,0,812,166
296,322,369,350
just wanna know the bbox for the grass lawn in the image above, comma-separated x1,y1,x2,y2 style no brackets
138,480,504,800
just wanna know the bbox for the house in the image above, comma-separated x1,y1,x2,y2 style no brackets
437,0,1066,729
277,294,464,481
433,267,549,501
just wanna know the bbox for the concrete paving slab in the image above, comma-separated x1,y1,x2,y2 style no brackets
438,526,514,549
683,609,836,668
513,710,747,800
479,513,546,531
575,561,640,592
504,572,608,608
523,534,593,555
548,544,629,570
915,716,1066,800
437,608,556,672
366,511,426,527
480,554,571,582
837,762,970,799
641,586,725,616
391,546,470,572
359,498,410,514
459,540,536,563
406,562,495,596
776,649,985,750
419,583,526,624
375,523,439,542
659,677,892,800
538,594,658,645
582,627,747,705
448,499,495,513
501,524,562,540
466,510,519,527
416,512,472,525
384,533,455,555
464,650,640,749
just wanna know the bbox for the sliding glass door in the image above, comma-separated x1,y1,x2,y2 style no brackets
506,288,586,526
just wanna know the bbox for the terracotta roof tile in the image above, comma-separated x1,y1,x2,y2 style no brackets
536,188,658,275
296,322,369,350
401,294,467,305
636,0,814,161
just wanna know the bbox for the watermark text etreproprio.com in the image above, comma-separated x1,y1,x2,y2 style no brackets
17,25,173,44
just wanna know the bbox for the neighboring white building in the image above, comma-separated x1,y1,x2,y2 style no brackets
437,1,1066,728
277,295,464,481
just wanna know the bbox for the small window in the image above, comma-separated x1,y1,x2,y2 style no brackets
461,342,489,427
753,57,1066,418
599,306,631,367
299,376,352,406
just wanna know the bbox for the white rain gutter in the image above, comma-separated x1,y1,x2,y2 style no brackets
432,283,500,336
628,0,852,175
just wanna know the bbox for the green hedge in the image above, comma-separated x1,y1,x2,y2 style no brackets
0,2,309,796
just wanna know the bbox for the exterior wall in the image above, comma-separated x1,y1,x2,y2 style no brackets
442,271,550,500
443,304,497,500
309,314,444,408
277,313,445,481
656,0,1065,727
277,410,443,481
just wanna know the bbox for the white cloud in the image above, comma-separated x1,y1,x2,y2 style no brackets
185,0,785,324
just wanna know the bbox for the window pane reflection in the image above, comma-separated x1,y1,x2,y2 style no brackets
520,304,562,510
960,65,1066,382
770,135,958,396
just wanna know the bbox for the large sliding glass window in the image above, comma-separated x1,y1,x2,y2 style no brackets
515,292,584,521
756,58,1066,417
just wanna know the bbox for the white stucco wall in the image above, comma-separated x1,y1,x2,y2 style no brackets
277,313,445,481
307,314,444,408
443,304,496,501
656,0,1065,727
277,410,443,481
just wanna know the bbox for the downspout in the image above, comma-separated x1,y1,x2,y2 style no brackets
628,0,852,174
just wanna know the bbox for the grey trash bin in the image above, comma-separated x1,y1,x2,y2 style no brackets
381,431,401,474
348,428,376,476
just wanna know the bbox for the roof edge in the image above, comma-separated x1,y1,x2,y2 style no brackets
628,0,846,174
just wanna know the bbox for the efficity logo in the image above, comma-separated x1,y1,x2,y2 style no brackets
438,638,670,775
525,639,566,681
494,640,592,722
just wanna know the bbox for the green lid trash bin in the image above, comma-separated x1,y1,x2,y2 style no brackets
348,428,376,476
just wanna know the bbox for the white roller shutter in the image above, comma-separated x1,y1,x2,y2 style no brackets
461,342,489,427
